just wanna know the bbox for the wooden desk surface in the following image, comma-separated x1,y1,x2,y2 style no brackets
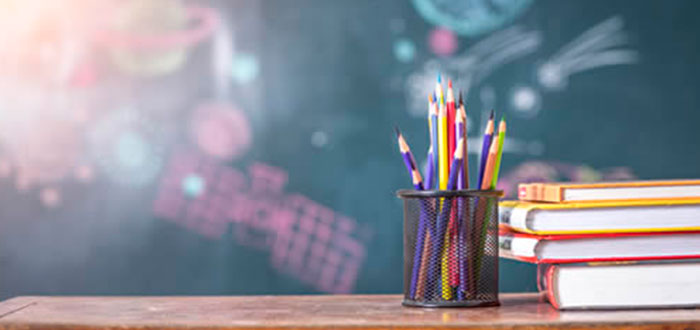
0,294,697,330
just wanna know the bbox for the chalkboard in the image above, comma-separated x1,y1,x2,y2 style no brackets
0,0,698,298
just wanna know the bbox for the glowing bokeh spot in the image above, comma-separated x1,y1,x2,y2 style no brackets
74,165,95,182
393,38,416,63
537,62,566,90
311,131,329,148
510,86,541,118
428,28,458,56
181,173,206,198
412,0,533,37
231,53,260,84
89,110,165,187
40,187,61,208
116,131,149,168
190,102,252,161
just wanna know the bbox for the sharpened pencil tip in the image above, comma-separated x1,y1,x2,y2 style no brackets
394,126,401,138
490,109,495,120
458,91,463,106
455,138,465,159
448,79,452,88
437,73,441,83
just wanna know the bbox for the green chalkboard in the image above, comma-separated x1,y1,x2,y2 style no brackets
0,0,698,299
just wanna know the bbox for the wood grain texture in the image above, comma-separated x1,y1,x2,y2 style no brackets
0,293,697,330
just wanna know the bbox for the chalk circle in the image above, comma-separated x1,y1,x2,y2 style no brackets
510,85,541,118
412,0,534,37
190,102,252,161
95,1,218,77
231,53,260,84
428,28,458,56
393,38,416,63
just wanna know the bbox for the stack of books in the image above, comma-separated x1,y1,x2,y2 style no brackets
499,179,700,309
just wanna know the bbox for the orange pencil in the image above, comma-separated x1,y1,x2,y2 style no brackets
480,136,500,190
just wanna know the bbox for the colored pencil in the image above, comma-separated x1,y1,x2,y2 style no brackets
428,137,464,300
430,95,439,189
442,81,459,290
446,80,456,169
490,116,506,189
480,135,500,190
456,96,468,189
408,167,429,299
425,147,435,191
395,128,423,190
455,96,469,299
470,136,501,292
436,73,444,106
416,228,431,298
437,101,448,190
396,127,434,299
477,110,495,189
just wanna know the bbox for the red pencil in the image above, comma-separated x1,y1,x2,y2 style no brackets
446,79,456,169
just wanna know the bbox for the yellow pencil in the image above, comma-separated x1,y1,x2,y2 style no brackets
438,102,448,190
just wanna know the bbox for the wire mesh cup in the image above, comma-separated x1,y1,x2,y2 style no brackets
397,189,503,308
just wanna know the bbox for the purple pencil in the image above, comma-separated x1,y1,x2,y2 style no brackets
455,97,468,300
477,110,494,189
395,127,423,190
424,147,435,191
395,127,431,299
427,137,464,299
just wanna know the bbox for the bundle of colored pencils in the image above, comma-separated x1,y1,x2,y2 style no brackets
395,74,506,302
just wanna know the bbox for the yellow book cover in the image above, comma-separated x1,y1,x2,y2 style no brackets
499,198,700,234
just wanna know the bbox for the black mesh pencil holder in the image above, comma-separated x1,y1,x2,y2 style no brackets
397,189,503,308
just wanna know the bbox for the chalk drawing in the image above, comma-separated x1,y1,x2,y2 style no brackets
412,0,533,37
153,148,370,293
537,16,639,90
405,26,542,116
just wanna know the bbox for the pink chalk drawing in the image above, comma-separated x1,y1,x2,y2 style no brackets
153,149,244,239
270,194,365,293
428,27,458,57
152,148,369,293
190,102,252,161
498,161,637,198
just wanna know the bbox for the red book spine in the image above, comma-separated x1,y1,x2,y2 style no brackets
545,265,560,309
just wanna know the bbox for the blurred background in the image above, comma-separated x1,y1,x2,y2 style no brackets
0,0,698,298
